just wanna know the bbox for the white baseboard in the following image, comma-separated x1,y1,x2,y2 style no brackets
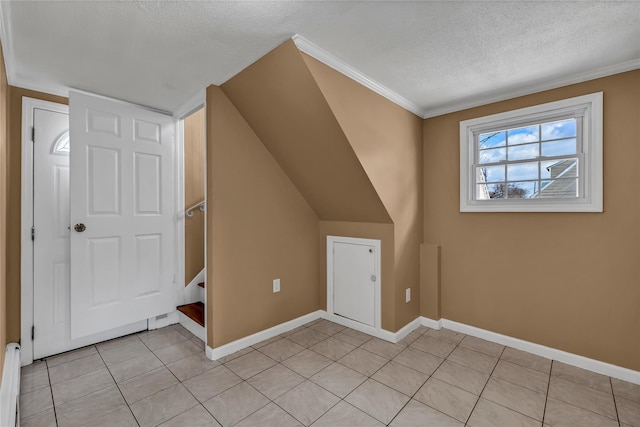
206,311,323,361
177,311,205,341
205,310,431,362
438,318,640,385
0,344,20,427
204,310,638,386
420,317,443,330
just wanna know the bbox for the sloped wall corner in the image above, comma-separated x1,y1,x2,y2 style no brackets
206,85,320,348
302,54,424,331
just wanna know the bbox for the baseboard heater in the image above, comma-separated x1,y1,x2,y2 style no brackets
0,343,20,427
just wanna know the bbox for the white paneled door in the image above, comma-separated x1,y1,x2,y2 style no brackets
69,92,176,339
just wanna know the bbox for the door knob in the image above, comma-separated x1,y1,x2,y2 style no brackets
74,223,86,232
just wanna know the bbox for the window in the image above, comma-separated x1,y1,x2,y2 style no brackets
51,130,70,155
460,92,603,212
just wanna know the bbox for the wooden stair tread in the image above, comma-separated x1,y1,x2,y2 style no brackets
177,302,204,327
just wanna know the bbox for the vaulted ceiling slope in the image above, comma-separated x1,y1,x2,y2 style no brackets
1,1,638,116
221,40,391,223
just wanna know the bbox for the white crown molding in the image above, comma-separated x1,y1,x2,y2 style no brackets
292,34,424,118
172,89,205,119
423,59,640,118
0,1,16,86
293,34,639,120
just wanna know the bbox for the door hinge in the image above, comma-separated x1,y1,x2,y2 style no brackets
31,325,34,340
31,226,35,241
31,126,35,142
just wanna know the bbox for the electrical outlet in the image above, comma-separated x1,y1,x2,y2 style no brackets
405,288,411,302
273,278,280,293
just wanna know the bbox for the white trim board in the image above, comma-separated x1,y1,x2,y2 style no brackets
206,310,421,362
204,309,640,385
438,318,640,385
292,34,423,117
423,59,640,119
206,311,323,361
292,35,639,120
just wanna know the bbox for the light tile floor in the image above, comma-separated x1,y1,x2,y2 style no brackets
19,319,640,426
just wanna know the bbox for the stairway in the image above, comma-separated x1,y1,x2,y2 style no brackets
177,301,204,327
176,281,205,341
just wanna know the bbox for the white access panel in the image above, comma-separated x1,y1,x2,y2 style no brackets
329,236,380,328
69,91,176,339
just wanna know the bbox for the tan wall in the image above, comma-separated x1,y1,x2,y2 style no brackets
423,70,640,370
0,43,8,379
221,40,390,224
184,108,205,284
6,88,68,342
303,55,424,331
206,85,320,347
420,243,441,320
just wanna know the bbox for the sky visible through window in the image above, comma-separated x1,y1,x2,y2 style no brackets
476,119,578,199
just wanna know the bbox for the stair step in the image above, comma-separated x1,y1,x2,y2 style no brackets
197,282,205,288
176,302,204,327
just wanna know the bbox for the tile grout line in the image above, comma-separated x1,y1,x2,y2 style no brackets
230,322,343,426
459,341,505,426
94,343,141,426
386,327,453,426
44,359,60,427
541,360,553,426
609,376,622,427
135,326,215,426
163,333,221,427
546,362,624,423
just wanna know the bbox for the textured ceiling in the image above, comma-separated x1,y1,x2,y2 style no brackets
1,1,638,116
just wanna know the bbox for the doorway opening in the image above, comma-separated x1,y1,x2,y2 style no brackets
176,107,206,340
20,93,188,365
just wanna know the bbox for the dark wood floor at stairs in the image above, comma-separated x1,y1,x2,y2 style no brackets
177,302,204,327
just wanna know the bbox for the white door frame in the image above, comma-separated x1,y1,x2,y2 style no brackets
172,90,204,305
20,97,69,365
326,235,381,337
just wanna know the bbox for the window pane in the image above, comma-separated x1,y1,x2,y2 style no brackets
479,131,506,148
479,147,506,164
476,184,493,200
541,159,578,179
508,143,539,161
541,138,576,157
477,166,504,183
507,125,539,145
485,183,506,199
506,181,537,199
537,178,578,198
541,119,576,140
507,162,538,181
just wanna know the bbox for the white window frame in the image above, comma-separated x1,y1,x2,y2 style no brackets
460,92,603,212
